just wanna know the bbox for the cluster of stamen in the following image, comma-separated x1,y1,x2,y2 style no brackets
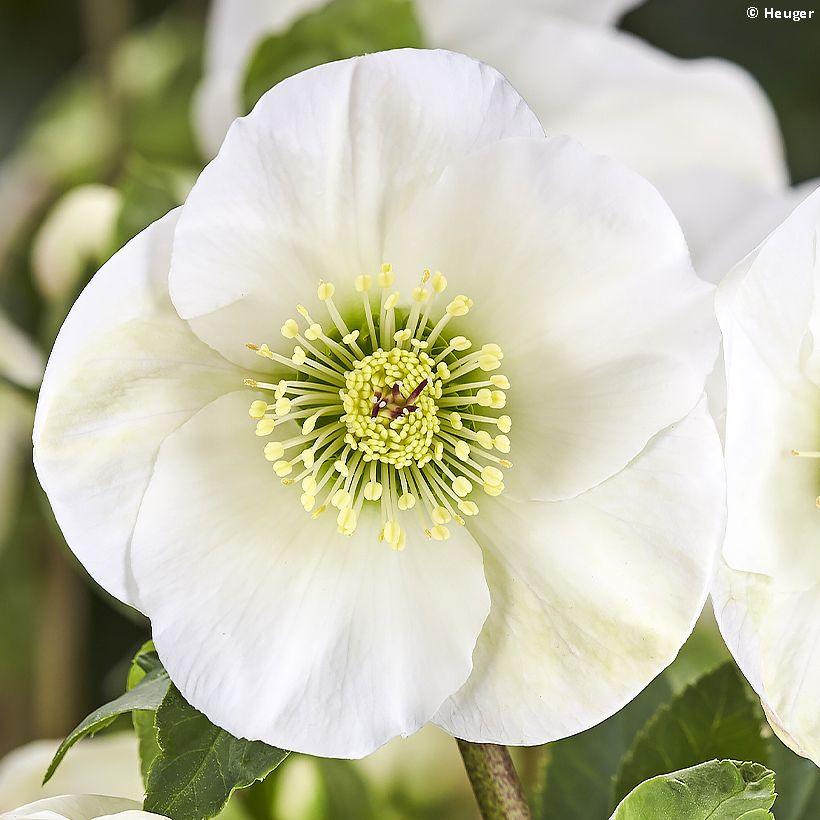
790,448,820,508
245,265,512,549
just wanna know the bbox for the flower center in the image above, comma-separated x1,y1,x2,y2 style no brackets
790,448,820,508
244,266,512,549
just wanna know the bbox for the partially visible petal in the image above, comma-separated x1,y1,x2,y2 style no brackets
3,795,145,820
34,211,244,607
171,49,543,368
386,136,716,500
713,564,820,766
435,401,724,744
717,187,820,582
131,390,490,758
0,311,44,390
193,0,325,157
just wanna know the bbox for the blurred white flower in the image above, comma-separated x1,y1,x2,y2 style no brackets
0,735,143,813
31,185,121,303
2,794,163,820
193,0,641,157
712,186,820,765
36,50,724,758
193,0,786,273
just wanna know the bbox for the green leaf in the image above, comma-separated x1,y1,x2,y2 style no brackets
613,663,767,808
44,647,170,783
144,684,289,820
126,640,165,785
242,0,422,112
609,760,775,820
537,674,672,820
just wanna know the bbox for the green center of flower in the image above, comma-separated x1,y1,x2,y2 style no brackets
244,265,512,549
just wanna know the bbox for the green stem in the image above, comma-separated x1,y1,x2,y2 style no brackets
457,739,532,820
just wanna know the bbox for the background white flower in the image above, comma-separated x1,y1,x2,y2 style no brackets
712,186,820,765
2,794,164,820
35,50,724,758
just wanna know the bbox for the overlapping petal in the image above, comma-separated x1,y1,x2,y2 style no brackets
131,390,490,758
172,49,543,369
385,136,717,500
435,400,724,743
3,795,153,820
33,212,245,606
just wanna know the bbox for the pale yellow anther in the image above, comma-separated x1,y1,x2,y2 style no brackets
337,507,357,535
355,274,372,292
497,415,512,433
455,441,471,461
302,476,318,494
452,477,473,498
384,291,400,310
264,441,285,461
430,525,450,541
302,450,315,469
343,330,360,345
500,459,513,469
305,323,323,341
494,435,511,453
412,286,429,303
478,354,501,372
436,363,451,379
281,319,299,339
292,346,307,366
383,520,404,549
302,411,321,435
249,400,268,419
273,460,293,477
378,264,395,288
434,442,444,461
398,493,416,511
300,493,316,512
477,388,493,407
483,482,504,497
489,391,506,409
364,481,383,501
244,378,258,388
247,343,275,360
490,375,510,389
475,430,494,449
296,305,310,319
449,412,463,430
394,329,412,342
431,271,447,293
312,505,327,519
332,489,351,509
255,418,276,436
422,269,431,284
432,506,451,525
450,336,471,351
317,281,335,301
482,343,503,357
458,500,479,516
275,380,288,399
446,297,470,317
410,339,429,349
281,478,294,486
481,466,504,487
334,460,349,477
274,397,292,417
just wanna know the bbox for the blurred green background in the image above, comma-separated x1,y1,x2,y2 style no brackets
0,1,818,818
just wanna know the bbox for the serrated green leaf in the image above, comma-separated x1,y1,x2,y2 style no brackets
144,684,289,820
609,760,775,820
612,663,767,809
537,674,671,820
44,652,170,784
241,0,422,112
126,640,165,786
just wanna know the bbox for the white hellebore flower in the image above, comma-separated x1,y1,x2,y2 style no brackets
35,50,724,758
712,186,820,765
1,795,164,820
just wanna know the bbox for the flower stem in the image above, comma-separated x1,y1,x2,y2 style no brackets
457,739,532,820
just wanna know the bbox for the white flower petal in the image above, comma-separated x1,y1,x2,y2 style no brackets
713,564,820,766
171,49,543,368
717,187,820,582
434,400,724,743
2,795,146,820
34,211,244,606
130,390,490,758
385,136,717,500
194,0,325,157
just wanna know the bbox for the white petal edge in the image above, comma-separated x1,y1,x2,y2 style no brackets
435,400,725,744
1,795,146,820
34,211,244,606
385,136,717,501
172,48,543,369
130,389,491,758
